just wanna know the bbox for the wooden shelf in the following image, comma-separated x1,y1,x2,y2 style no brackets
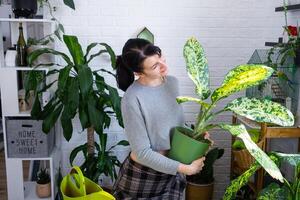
0,18,53,23
1,66,49,71
275,4,300,12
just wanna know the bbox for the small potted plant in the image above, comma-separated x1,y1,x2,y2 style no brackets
186,147,224,200
168,37,294,183
36,168,51,198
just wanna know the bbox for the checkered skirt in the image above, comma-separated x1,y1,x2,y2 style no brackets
112,155,186,200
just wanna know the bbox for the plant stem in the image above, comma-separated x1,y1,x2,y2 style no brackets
87,126,95,155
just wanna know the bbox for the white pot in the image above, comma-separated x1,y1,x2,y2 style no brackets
5,49,17,67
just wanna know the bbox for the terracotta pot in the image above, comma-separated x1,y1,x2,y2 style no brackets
185,181,214,200
36,182,51,198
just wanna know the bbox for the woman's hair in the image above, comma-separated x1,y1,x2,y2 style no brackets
116,38,161,91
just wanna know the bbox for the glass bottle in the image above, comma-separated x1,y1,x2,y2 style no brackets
16,22,27,66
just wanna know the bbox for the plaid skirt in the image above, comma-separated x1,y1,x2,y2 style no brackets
112,155,186,200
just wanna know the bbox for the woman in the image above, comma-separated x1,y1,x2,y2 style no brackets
113,38,210,199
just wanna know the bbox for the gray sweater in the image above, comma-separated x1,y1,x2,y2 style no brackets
121,75,184,175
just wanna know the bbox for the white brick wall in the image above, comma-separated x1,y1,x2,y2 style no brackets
50,0,286,199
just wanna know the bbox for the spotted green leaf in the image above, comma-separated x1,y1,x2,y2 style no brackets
223,162,261,200
225,97,294,127
183,37,210,100
257,183,288,200
219,123,283,182
273,152,300,166
211,64,274,102
176,96,210,108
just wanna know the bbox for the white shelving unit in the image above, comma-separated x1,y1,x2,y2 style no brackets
0,18,61,200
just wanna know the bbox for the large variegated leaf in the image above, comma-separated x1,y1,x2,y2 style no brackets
274,152,300,166
257,183,288,200
219,123,283,182
211,65,273,102
223,162,261,200
176,96,209,108
225,97,294,127
183,37,210,100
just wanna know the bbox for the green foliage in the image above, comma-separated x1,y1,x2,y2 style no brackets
37,168,51,184
69,135,129,182
26,35,123,138
226,97,294,127
183,37,210,100
223,162,261,200
179,37,295,185
25,35,124,182
225,152,300,200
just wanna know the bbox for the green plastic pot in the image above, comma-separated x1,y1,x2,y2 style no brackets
168,126,210,164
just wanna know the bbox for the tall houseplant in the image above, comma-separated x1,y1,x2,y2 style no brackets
168,37,294,183
25,34,127,181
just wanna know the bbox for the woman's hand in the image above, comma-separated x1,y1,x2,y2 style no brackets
203,131,214,146
178,157,205,175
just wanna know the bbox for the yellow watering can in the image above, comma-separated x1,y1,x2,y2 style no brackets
60,166,115,200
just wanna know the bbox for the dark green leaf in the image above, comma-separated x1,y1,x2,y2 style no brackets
109,140,129,151
42,104,63,133
87,96,103,134
69,144,87,166
63,35,85,68
61,107,73,141
100,43,116,69
78,65,93,100
63,0,75,10
79,97,89,130
84,43,97,61
87,50,107,63
31,94,42,119
28,48,73,67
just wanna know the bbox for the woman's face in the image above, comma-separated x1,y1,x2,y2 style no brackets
140,54,168,79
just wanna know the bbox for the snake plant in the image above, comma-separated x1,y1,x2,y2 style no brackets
178,37,295,183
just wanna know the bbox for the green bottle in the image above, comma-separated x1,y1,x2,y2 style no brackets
16,22,27,66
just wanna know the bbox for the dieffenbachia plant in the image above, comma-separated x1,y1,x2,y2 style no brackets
224,152,300,200
177,37,294,183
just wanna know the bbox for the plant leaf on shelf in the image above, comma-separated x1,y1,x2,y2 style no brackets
225,97,294,127
219,123,283,182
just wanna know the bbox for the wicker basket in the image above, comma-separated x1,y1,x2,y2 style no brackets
232,140,264,171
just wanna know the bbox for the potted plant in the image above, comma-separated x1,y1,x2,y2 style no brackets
267,1,300,69
168,37,294,183
25,34,127,186
186,147,224,200
36,167,51,198
224,152,300,200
